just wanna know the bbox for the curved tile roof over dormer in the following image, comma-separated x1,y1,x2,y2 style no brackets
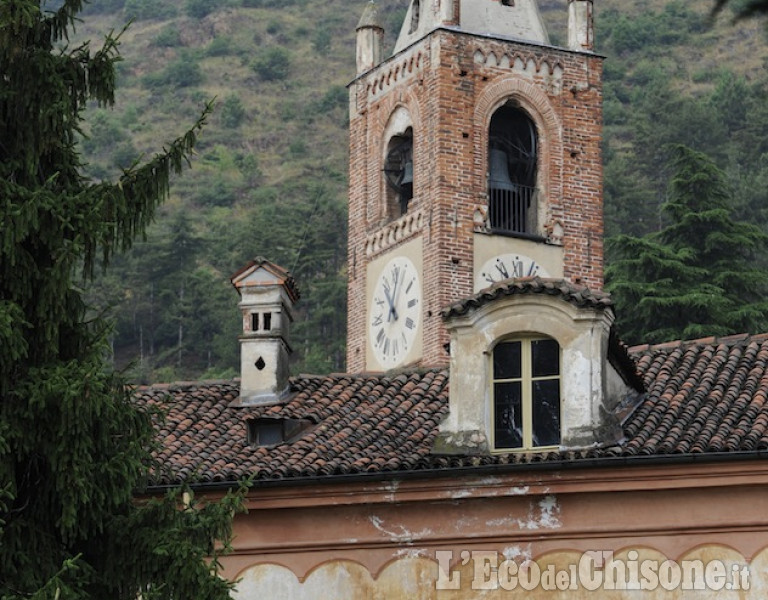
441,277,613,319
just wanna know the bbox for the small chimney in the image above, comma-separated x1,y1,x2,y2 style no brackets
568,0,594,52
230,258,300,406
356,1,384,74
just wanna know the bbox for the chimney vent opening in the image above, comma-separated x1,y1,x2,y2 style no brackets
251,313,259,331
263,312,272,331
255,357,266,370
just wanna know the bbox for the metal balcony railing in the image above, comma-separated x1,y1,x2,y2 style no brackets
488,184,535,235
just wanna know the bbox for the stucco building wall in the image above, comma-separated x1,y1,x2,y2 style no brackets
215,461,768,598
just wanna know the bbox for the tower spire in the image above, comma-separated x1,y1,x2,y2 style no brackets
356,1,384,75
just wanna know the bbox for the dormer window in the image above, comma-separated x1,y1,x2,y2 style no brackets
488,104,538,235
492,336,561,451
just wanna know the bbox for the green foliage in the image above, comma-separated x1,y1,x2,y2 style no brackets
206,34,233,56
111,139,140,167
124,0,177,21
252,46,291,81
714,0,768,18
0,1,238,597
143,52,204,89
152,24,183,48
289,138,307,157
219,94,246,128
186,0,226,19
599,3,705,56
597,1,768,241
311,27,331,52
607,146,768,344
81,0,126,15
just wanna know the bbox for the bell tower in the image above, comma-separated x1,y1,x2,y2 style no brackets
346,0,603,373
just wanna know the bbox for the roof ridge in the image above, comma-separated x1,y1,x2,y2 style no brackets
628,332,768,355
132,379,239,392
317,367,449,379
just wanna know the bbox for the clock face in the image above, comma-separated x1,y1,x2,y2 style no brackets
369,256,421,369
476,253,549,290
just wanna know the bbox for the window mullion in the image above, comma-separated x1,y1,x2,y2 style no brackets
521,340,533,449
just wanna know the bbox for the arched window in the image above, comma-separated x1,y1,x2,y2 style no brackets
488,104,538,235
492,336,560,450
383,127,414,217
409,0,421,34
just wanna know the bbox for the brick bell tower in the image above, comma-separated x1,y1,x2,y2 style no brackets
346,0,603,373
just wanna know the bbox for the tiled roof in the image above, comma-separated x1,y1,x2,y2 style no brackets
139,370,449,485
139,334,768,487
441,277,613,319
622,333,768,456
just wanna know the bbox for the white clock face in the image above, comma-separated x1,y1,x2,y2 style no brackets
369,256,421,369
476,253,549,290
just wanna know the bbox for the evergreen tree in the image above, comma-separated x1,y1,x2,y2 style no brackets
0,2,238,598
606,145,768,344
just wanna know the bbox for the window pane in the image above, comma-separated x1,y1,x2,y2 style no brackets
494,341,521,380
532,338,559,377
532,379,560,447
494,382,523,449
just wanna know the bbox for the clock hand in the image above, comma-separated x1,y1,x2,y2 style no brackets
382,283,397,322
390,275,400,321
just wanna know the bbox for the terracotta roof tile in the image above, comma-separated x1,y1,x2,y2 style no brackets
441,277,612,319
139,334,768,486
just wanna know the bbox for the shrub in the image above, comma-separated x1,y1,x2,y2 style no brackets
206,35,233,57
152,25,182,47
312,28,331,53
219,94,246,128
143,55,204,89
124,0,177,21
185,0,225,19
252,47,291,81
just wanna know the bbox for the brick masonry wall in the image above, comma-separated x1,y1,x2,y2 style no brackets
346,30,604,372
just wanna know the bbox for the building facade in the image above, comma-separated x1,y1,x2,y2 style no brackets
139,2,768,598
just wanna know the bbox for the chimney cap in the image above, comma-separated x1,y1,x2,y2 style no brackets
357,1,383,31
230,257,301,303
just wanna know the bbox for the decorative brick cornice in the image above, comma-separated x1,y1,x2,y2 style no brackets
367,50,425,100
365,208,426,258
472,48,564,95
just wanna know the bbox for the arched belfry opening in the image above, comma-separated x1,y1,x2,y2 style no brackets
383,127,414,217
488,103,538,235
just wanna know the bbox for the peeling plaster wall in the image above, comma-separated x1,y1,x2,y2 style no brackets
217,463,768,599
233,547,767,599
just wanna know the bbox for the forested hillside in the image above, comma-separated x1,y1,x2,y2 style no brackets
75,0,768,380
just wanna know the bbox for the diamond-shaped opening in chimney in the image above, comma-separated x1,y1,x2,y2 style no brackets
255,356,266,371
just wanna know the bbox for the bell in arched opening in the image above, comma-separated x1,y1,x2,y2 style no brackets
488,105,538,235
384,128,414,217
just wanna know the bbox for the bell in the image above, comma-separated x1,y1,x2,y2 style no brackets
401,160,414,186
488,148,517,192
